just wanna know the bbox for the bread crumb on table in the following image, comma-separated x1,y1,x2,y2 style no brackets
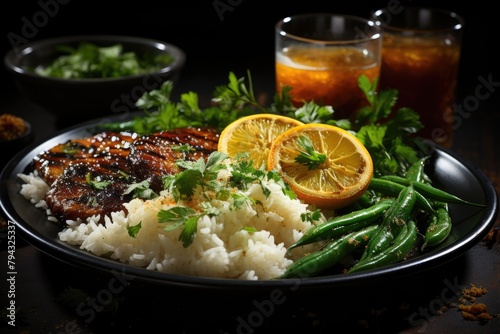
458,283,499,322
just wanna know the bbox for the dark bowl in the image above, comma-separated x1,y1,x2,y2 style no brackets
3,35,186,121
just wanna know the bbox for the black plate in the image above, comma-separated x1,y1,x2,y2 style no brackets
1,115,498,292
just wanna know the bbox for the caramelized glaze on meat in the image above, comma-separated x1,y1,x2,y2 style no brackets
44,158,132,223
33,132,136,185
33,127,219,225
129,127,219,191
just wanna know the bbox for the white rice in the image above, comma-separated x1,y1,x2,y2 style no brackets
18,160,318,280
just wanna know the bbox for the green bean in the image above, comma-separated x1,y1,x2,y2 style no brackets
368,177,436,214
356,192,376,208
421,203,452,250
279,225,379,279
405,156,429,182
379,175,485,207
288,198,395,250
342,191,377,212
359,220,410,266
359,185,416,261
348,220,418,273
343,200,364,212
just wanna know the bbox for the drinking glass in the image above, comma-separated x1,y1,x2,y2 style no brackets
372,6,464,147
275,13,381,119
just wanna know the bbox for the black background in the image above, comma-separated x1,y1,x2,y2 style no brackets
1,0,498,110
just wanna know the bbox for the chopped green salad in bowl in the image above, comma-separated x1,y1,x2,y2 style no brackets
4,35,185,120
34,41,175,79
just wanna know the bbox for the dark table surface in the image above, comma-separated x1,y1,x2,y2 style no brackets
1,1,500,333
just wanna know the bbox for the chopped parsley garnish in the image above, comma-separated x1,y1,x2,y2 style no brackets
301,210,323,224
172,144,196,153
123,180,157,199
158,207,199,247
61,142,83,155
127,222,142,238
85,172,110,190
242,226,257,233
294,135,326,170
154,151,299,248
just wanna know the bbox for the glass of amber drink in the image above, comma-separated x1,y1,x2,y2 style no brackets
275,14,381,119
372,7,464,147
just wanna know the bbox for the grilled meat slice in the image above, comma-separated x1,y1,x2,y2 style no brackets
45,157,132,224
33,131,136,185
128,127,219,191
39,132,135,224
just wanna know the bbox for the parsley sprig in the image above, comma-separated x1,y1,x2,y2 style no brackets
354,76,428,177
294,135,326,170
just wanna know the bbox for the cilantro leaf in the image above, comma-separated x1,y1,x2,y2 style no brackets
127,222,142,238
266,170,297,200
85,172,110,190
123,180,157,199
158,207,199,247
179,216,199,248
242,226,257,233
171,144,195,153
231,193,255,210
354,75,430,177
158,207,196,227
294,135,326,170
301,210,323,224
172,169,204,200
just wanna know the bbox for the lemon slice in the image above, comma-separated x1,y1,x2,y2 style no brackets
218,113,304,168
268,123,374,209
